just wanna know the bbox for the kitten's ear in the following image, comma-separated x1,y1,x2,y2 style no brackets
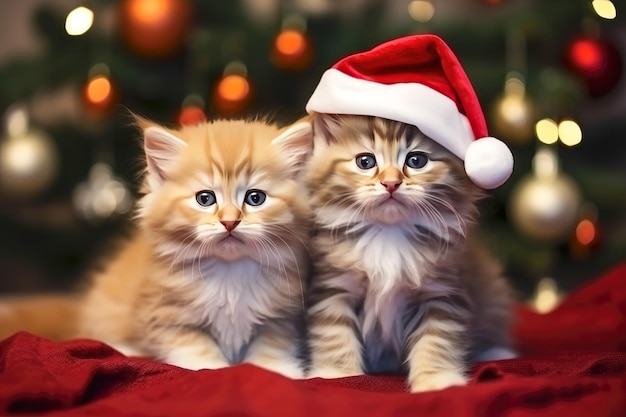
271,121,313,178
143,126,187,187
312,113,341,151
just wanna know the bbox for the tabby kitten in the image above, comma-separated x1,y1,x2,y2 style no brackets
76,117,313,378
305,114,515,392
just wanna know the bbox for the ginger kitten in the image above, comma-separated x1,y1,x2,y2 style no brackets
305,114,515,392
0,117,314,378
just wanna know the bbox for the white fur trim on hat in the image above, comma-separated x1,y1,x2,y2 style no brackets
306,68,474,159
464,137,514,189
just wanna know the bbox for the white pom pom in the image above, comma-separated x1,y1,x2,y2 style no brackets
464,137,513,189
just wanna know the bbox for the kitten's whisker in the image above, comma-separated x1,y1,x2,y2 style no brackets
425,194,468,233
270,225,309,251
256,233,293,288
251,237,279,282
256,230,306,308
254,236,294,304
169,231,197,267
323,198,368,239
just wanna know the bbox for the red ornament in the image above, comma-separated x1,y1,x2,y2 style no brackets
118,0,193,59
178,105,206,126
270,29,313,71
564,35,623,97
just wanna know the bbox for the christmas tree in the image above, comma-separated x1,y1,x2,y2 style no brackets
0,0,624,307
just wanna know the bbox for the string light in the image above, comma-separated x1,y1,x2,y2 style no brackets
86,76,112,105
83,64,115,115
558,120,583,147
535,118,559,145
217,75,249,103
65,6,94,36
576,219,597,246
271,15,312,71
276,30,306,57
535,118,582,147
213,62,252,115
408,0,435,22
591,0,617,20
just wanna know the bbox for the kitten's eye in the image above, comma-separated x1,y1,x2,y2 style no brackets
196,190,216,207
244,190,266,207
355,153,377,170
405,152,429,169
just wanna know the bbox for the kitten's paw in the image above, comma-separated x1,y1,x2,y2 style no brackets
307,366,364,379
409,371,468,393
166,354,230,371
474,346,518,362
247,359,306,379
106,342,147,358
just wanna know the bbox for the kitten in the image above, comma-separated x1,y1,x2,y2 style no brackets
305,114,515,392
0,117,313,378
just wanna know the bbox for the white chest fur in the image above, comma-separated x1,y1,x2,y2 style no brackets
352,224,436,295
194,259,279,362
342,224,441,355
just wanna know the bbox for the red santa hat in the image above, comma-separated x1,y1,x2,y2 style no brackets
305,34,513,189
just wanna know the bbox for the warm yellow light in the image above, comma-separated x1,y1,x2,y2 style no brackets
65,6,94,36
535,118,558,144
408,0,435,22
592,0,617,20
217,75,250,102
558,119,582,146
532,278,560,314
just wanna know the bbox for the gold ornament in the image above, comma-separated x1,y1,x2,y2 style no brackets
508,146,582,243
73,163,133,222
490,75,536,146
0,106,58,199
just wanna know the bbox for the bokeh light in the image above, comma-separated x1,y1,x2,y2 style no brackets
86,76,112,105
65,6,94,36
271,27,312,71
216,75,250,103
535,118,559,145
592,0,617,20
408,0,435,22
275,30,306,57
558,119,582,146
576,219,597,246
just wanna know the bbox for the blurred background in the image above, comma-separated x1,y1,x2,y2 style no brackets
0,0,624,310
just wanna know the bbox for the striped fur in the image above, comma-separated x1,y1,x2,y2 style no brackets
305,114,515,392
77,118,313,378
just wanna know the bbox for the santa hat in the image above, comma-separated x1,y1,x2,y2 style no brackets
305,34,513,189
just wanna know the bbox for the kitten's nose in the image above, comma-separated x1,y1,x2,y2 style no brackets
220,220,240,232
379,168,403,194
381,180,402,193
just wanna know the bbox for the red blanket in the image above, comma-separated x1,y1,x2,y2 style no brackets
2,263,626,417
